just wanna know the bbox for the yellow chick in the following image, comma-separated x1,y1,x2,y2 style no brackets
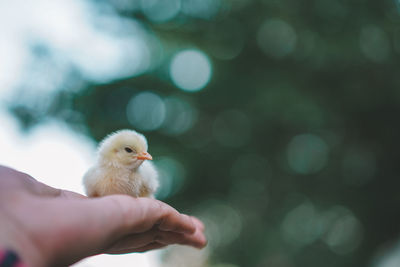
83,129,159,198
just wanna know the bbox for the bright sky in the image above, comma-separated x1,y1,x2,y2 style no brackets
0,0,150,99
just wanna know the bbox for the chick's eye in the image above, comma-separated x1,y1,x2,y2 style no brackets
124,147,133,153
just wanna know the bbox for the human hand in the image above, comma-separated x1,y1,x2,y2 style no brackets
0,165,206,267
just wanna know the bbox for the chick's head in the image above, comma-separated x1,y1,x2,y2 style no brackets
97,129,153,168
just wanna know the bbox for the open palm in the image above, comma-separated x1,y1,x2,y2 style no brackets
0,166,206,267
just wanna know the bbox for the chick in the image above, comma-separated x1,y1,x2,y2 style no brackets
83,129,159,198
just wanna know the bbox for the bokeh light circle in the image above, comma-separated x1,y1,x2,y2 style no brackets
154,157,185,200
257,18,297,58
359,25,390,62
198,202,242,248
126,91,166,131
282,201,321,246
141,0,181,23
181,0,221,19
170,49,212,92
322,206,363,255
161,96,197,135
281,201,363,253
287,133,329,174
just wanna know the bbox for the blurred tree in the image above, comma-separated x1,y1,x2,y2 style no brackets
8,0,400,266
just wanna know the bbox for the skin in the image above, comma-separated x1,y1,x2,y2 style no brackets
0,165,206,267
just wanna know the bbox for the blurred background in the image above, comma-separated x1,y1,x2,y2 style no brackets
1,0,400,266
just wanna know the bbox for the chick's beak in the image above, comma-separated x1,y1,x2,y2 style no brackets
136,151,153,160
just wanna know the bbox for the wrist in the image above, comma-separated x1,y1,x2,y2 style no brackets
0,197,45,267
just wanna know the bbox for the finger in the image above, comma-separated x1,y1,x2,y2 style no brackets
154,230,207,248
157,213,196,235
108,226,206,253
135,242,166,253
109,242,167,254
191,216,205,231
110,226,206,252
96,196,196,236
107,228,160,252
140,199,196,234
